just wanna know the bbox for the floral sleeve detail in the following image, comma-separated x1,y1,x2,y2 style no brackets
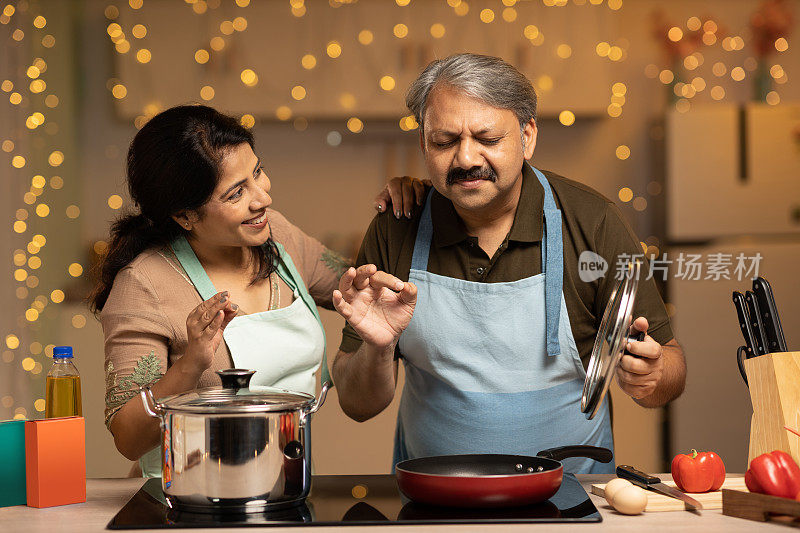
321,248,351,278
104,350,164,429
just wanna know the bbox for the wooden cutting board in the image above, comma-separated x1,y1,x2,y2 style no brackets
590,477,749,511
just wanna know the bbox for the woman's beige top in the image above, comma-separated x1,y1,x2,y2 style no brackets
101,209,349,429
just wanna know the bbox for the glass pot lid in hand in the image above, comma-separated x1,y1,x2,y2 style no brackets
581,260,642,420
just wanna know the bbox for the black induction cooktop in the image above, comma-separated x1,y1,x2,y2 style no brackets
107,473,601,528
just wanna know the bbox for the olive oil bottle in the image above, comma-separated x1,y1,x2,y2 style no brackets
45,346,82,418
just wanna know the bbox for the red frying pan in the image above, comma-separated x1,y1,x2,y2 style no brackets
395,445,612,508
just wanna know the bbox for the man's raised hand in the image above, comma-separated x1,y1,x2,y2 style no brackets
332,265,417,349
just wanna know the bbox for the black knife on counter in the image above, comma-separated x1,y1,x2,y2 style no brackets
616,465,703,511
752,277,788,353
732,291,757,358
745,290,769,356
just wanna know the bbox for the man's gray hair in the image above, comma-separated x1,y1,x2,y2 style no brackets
405,53,538,132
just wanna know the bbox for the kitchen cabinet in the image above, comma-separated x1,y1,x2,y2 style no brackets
666,103,800,241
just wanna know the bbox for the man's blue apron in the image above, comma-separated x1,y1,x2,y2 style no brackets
394,164,614,474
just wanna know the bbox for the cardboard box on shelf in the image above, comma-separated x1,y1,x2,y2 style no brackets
25,416,86,508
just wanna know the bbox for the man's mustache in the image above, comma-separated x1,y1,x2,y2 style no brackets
446,166,498,186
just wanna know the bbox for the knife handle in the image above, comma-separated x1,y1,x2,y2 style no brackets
753,277,788,353
616,465,660,485
745,291,768,356
732,291,757,358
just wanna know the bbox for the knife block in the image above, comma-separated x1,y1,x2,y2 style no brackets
745,352,800,465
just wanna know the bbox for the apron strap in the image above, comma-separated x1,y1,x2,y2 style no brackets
529,163,563,357
273,242,332,387
170,235,218,301
409,189,435,272
170,236,332,386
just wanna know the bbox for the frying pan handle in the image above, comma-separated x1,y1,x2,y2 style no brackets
536,445,613,463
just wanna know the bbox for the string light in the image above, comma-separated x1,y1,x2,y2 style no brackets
48,151,64,166
502,8,517,22
72,315,86,329
766,91,780,105
111,83,127,99
276,106,292,121
358,30,373,45
291,85,307,100
136,48,152,63
346,117,363,133
326,41,342,58
68,263,83,277
132,24,147,39
108,195,123,209
301,54,316,69
94,240,109,254
379,75,396,91
210,37,225,51
200,85,215,100
339,93,356,110
195,49,210,64
240,69,258,87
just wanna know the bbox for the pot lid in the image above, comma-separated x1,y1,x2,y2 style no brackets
155,369,315,414
581,260,642,420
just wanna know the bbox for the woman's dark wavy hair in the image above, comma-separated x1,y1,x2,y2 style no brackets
90,104,279,313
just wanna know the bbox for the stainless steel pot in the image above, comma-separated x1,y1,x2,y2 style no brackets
140,369,330,513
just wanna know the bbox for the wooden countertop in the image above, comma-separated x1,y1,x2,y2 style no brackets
0,475,786,531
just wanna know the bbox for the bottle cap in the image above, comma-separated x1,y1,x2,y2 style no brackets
53,346,73,358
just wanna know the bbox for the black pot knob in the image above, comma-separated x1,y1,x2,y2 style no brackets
217,369,256,389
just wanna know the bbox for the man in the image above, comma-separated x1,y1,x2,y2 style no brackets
331,53,685,473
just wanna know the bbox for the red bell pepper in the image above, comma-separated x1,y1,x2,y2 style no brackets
671,449,726,493
745,450,800,499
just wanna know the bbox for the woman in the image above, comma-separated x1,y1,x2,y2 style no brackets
93,104,423,476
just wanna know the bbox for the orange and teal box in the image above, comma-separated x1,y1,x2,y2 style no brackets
25,416,86,508
0,419,26,507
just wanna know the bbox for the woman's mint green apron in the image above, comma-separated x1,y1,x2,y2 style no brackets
394,164,614,474
139,238,330,477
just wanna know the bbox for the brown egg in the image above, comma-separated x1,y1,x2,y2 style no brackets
611,484,648,515
604,477,633,506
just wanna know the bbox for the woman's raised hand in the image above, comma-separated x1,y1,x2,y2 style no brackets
184,291,237,373
332,265,417,350
374,176,432,218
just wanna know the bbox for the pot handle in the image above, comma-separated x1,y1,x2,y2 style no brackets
140,385,164,418
537,445,613,464
300,381,331,427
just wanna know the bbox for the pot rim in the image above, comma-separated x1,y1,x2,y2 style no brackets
154,385,316,415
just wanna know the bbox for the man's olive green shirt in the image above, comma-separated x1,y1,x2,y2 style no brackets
340,164,674,368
